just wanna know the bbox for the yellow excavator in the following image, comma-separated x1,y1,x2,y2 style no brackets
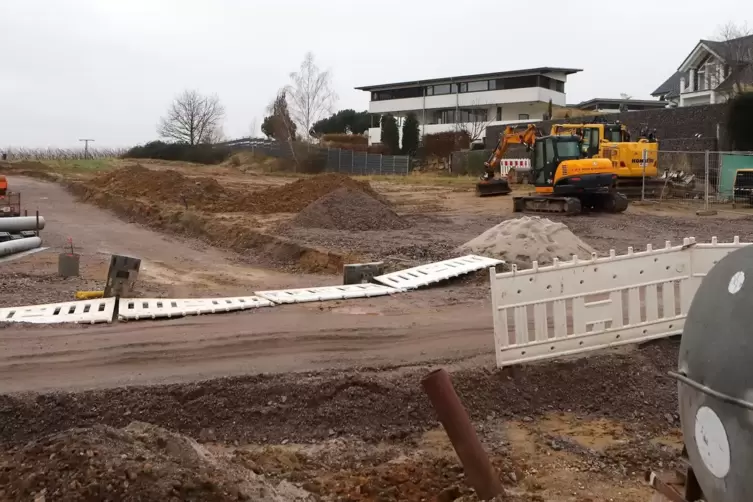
477,124,628,215
550,121,661,198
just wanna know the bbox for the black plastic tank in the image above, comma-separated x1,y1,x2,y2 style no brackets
678,244,753,502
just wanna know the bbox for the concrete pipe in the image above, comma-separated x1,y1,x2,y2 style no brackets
0,216,46,232
0,236,42,257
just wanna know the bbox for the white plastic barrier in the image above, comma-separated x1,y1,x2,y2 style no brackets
490,237,750,367
500,158,530,176
118,296,274,320
0,298,116,324
374,255,503,290
255,283,398,304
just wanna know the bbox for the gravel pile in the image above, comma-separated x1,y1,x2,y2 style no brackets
460,216,595,267
289,187,409,231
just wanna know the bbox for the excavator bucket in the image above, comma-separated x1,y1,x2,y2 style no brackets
476,178,511,197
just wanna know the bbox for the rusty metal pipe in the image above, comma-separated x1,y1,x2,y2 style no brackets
421,368,504,500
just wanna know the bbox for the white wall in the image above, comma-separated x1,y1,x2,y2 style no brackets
368,87,564,114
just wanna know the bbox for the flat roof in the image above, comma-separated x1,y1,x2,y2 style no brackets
355,67,582,91
573,98,667,108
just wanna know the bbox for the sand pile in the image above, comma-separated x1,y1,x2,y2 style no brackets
289,187,409,231
0,422,312,502
460,216,595,267
87,164,235,212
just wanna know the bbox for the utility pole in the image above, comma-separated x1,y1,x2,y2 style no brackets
79,138,95,160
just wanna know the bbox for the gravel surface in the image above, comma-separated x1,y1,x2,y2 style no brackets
0,272,103,308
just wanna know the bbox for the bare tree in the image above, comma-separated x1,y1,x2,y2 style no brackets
286,52,337,140
455,100,494,144
249,117,259,138
619,93,633,100
714,22,753,97
158,90,226,145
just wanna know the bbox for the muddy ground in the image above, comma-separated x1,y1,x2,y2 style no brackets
0,160,749,500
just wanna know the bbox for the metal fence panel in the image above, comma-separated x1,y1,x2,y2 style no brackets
225,138,411,176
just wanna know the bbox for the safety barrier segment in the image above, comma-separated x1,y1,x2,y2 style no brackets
374,255,503,291
118,296,274,320
255,283,398,304
490,237,751,367
0,298,116,324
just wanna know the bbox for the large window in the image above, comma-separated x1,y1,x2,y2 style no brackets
432,84,452,95
371,87,423,101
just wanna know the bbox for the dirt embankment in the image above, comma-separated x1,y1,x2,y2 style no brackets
82,166,385,214
67,168,395,272
0,160,62,183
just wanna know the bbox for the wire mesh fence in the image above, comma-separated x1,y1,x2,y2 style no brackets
637,150,753,212
223,138,411,176
449,148,531,183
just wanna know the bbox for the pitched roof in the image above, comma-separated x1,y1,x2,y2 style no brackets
651,71,684,98
652,33,753,98
701,34,753,62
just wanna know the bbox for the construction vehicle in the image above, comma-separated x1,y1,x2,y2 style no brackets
0,176,21,217
550,121,663,199
477,124,628,215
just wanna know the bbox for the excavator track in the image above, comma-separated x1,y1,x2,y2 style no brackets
512,195,582,215
512,192,628,215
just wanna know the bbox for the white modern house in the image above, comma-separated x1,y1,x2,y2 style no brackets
355,67,581,145
652,34,753,107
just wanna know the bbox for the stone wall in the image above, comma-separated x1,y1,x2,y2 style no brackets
485,103,730,153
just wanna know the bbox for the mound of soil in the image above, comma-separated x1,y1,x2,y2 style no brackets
460,216,595,267
289,187,409,231
0,421,311,502
239,173,387,214
86,168,384,215
86,164,235,212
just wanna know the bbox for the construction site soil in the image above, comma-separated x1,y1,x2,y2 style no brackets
4,163,753,500
83,166,384,215
289,187,409,231
0,340,681,501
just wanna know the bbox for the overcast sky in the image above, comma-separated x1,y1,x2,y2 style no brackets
1,0,751,148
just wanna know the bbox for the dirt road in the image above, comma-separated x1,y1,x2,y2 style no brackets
0,295,495,393
4,176,326,304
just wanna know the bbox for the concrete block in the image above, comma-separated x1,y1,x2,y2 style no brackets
104,254,141,297
343,261,385,285
695,209,718,216
58,253,80,277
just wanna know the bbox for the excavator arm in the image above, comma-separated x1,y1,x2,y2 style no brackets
482,124,539,181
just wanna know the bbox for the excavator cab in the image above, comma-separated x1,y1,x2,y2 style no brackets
530,136,582,187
